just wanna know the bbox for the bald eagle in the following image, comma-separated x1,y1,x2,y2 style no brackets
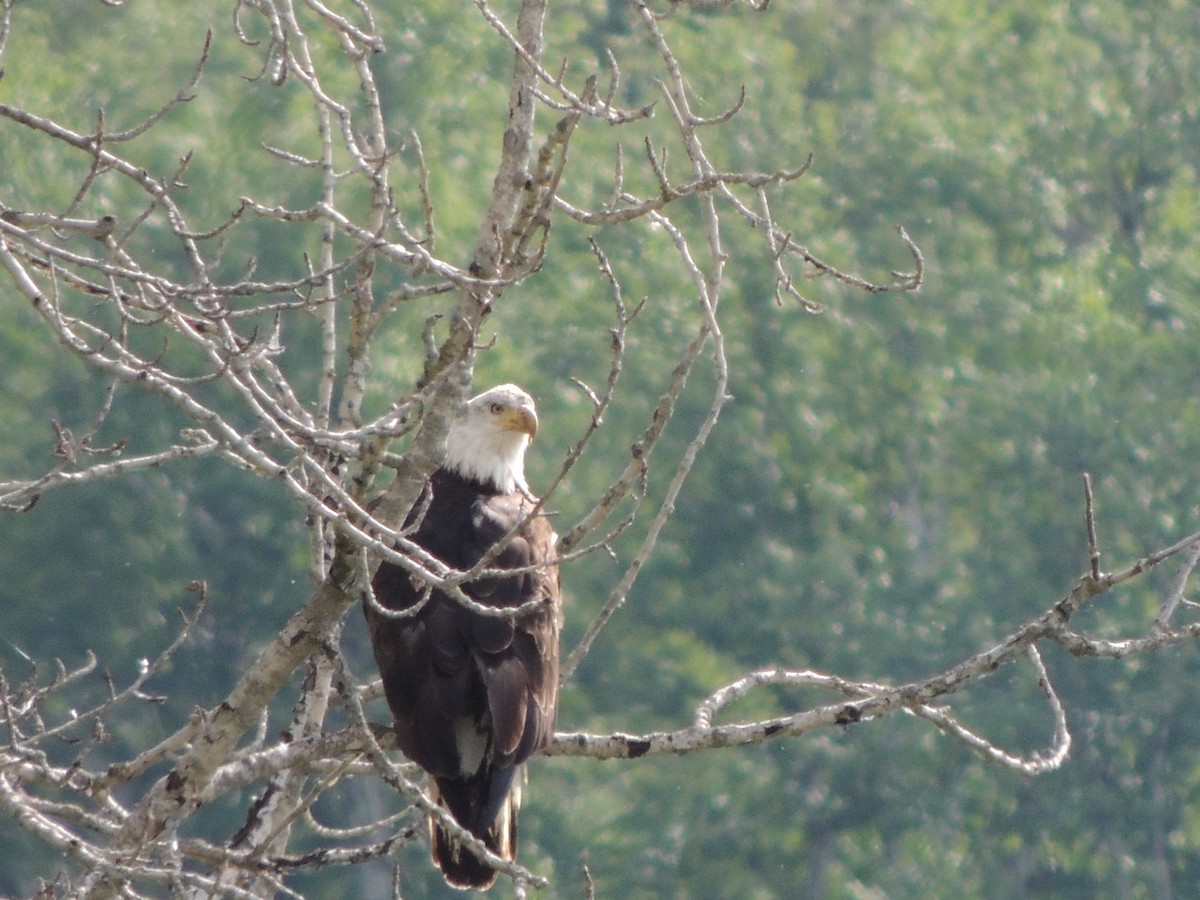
365,384,561,890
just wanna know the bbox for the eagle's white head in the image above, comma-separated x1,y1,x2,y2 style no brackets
444,383,539,494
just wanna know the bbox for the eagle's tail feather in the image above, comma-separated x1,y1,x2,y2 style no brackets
429,775,521,891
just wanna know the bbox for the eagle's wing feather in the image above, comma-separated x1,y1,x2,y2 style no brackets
484,656,532,760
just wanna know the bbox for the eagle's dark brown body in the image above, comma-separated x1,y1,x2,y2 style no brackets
366,467,560,889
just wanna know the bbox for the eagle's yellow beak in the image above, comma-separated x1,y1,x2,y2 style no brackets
501,404,539,440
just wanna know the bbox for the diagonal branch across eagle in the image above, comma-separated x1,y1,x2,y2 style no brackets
331,645,550,890
359,546,558,622
362,494,560,622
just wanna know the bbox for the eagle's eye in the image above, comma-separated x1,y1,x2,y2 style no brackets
489,401,505,415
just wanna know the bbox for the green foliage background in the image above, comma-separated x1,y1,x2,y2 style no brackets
2,0,1200,896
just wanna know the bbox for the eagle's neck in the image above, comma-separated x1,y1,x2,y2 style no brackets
444,422,529,495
